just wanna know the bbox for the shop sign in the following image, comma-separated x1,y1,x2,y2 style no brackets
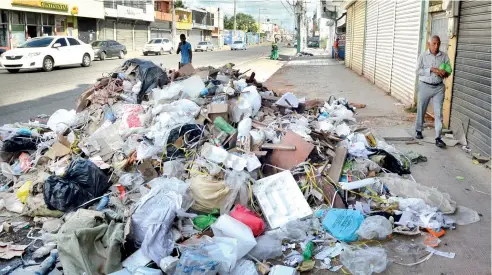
117,5,143,20
12,0,69,12
70,6,78,15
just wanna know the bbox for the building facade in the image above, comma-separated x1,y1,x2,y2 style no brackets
152,0,171,39
0,0,104,50
99,0,154,51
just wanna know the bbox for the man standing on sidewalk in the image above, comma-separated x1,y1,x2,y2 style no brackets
176,34,192,68
415,35,451,148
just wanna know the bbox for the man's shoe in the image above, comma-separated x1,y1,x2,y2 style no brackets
435,138,446,148
416,131,423,139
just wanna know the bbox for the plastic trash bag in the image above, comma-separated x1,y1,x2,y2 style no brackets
322,209,364,242
2,135,37,152
231,86,261,122
340,246,388,275
444,205,480,226
211,214,257,260
181,75,205,98
230,259,258,275
47,109,76,134
249,234,283,260
123,59,168,103
190,176,229,212
356,215,392,240
130,183,182,264
230,204,265,237
205,237,238,275
175,247,220,275
152,82,182,104
118,173,145,188
43,158,111,212
119,104,150,137
380,173,456,214
221,170,249,214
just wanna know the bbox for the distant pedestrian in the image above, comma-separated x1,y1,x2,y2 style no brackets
415,35,451,148
334,38,339,60
176,34,192,68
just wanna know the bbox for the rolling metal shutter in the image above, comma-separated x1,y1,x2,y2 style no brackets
374,1,395,92
116,22,133,50
188,29,202,50
363,0,378,82
345,5,354,68
101,19,115,40
134,23,148,51
450,0,491,156
351,1,366,75
390,0,422,105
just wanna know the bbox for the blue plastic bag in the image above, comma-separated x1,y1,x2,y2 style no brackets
322,209,365,242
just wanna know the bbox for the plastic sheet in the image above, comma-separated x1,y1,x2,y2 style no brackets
230,259,258,275
47,109,76,134
152,82,183,104
211,214,257,260
356,215,393,240
174,248,220,275
340,246,388,275
122,59,168,103
221,170,249,214
322,209,364,242
249,234,283,260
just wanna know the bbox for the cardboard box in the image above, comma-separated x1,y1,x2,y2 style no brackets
207,103,229,122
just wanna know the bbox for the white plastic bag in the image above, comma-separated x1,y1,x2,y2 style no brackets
230,259,258,275
211,215,257,260
232,86,261,122
356,215,392,240
123,80,135,93
181,75,205,98
47,109,76,134
132,81,142,94
208,237,238,275
220,170,249,214
340,246,388,275
249,234,283,260
152,82,183,104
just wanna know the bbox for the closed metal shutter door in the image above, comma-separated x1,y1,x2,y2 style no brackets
188,29,202,50
101,20,115,40
345,5,354,68
374,1,395,92
351,1,366,75
134,23,148,51
151,30,159,39
390,0,422,105
116,22,132,50
78,18,97,44
363,0,378,83
450,0,491,156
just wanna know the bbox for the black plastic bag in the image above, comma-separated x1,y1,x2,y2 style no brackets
2,135,37,152
369,149,410,175
166,124,203,160
123,59,168,103
43,158,111,212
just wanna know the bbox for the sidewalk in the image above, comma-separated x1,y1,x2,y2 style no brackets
264,55,491,275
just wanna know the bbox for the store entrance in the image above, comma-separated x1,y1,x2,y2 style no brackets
27,25,37,39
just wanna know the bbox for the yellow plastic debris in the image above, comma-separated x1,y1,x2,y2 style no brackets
16,181,32,203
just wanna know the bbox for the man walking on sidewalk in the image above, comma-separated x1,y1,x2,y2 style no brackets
415,35,451,148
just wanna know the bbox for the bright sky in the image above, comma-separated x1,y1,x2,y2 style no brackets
186,0,317,32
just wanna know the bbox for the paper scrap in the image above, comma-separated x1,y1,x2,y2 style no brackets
314,243,343,260
426,247,456,259
0,242,28,259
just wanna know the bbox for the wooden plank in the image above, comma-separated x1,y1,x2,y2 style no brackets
326,146,347,184
261,144,296,150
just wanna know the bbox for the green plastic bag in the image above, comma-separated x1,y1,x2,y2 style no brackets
193,209,218,230
303,241,314,260
439,62,453,74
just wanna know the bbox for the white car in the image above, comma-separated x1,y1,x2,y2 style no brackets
143,38,173,55
0,36,93,73
195,41,214,52
231,40,247,50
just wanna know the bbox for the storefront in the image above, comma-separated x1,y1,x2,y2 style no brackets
151,21,171,39
0,0,104,49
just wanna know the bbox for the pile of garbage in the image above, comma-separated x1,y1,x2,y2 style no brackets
0,58,480,275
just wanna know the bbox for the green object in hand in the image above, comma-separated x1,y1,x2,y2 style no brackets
439,62,453,74
303,241,314,260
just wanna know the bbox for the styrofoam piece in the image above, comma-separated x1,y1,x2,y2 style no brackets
340,178,377,190
269,265,297,275
253,171,313,229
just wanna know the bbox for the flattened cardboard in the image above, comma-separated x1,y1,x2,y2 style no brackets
207,103,229,122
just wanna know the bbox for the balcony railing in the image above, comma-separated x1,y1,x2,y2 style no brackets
155,11,172,21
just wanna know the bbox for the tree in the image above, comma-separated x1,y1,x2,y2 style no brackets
224,13,258,33
174,0,186,9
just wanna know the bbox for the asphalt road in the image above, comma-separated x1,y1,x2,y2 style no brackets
0,45,271,125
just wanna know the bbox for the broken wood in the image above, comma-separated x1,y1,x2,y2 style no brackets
260,144,296,151
326,145,347,185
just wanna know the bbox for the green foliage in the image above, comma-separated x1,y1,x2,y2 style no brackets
224,13,258,32
175,0,186,8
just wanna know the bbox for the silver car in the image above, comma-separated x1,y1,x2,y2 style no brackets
195,41,214,52
231,40,247,50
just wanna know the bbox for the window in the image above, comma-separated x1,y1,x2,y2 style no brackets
163,39,170,43
149,39,162,44
54,38,68,47
18,37,54,48
199,42,207,45
67,38,80,46
234,41,243,44
104,0,115,9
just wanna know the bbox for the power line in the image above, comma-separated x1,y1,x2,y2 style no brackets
280,0,293,15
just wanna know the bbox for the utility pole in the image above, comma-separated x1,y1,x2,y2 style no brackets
295,0,302,54
172,0,176,49
233,0,237,38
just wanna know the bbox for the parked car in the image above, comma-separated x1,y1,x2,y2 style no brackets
0,36,93,73
231,41,247,50
92,40,127,60
195,41,214,52
143,38,173,55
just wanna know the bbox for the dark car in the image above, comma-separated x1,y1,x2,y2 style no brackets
91,40,127,60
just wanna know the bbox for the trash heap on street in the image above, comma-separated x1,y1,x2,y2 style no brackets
0,58,481,275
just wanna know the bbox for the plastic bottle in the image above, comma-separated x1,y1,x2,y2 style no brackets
35,249,58,275
214,117,236,134
96,195,109,211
